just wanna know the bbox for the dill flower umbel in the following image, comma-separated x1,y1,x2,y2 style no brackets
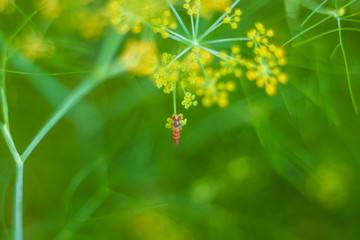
120,39,159,76
149,0,288,111
76,10,107,39
105,0,171,34
223,8,242,29
17,32,56,60
140,0,288,137
152,53,187,93
34,0,62,19
245,23,287,96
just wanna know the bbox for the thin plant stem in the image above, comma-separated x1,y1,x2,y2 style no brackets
200,46,251,67
198,0,241,41
191,14,196,40
203,37,250,44
283,15,332,46
337,17,358,113
167,46,192,67
0,87,9,128
166,0,191,37
173,83,177,114
330,43,341,59
2,70,90,76
166,29,193,44
0,7,41,240
0,124,22,164
343,11,360,18
195,52,210,83
21,79,98,162
293,27,360,46
0,124,23,240
145,22,192,45
168,34,190,45
301,0,328,27
198,22,224,42
13,163,24,240
54,188,110,240
340,0,356,9
340,18,360,23
195,2,200,35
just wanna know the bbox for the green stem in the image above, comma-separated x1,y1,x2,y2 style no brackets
301,0,328,27
283,15,332,46
0,124,23,240
167,46,192,68
198,0,241,41
166,0,191,37
191,14,196,39
198,22,224,41
203,37,250,44
21,79,98,162
173,83,177,114
195,2,200,35
0,87,9,127
337,17,358,113
13,163,24,240
0,124,22,164
166,29,193,44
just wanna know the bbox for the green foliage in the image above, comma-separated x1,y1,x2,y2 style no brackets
1,0,360,239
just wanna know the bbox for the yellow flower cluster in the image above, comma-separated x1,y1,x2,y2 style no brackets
182,92,198,109
35,0,62,20
195,69,236,108
105,0,141,34
185,48,214,73
223,8,242,29
246,45,288,96
17,33,56,60
120,39,159,76
152,53,187,93
152,10,178,39
183,0,200,16
219,45,243,77
76,10,107,39
240,23,288,96
165,114,187,129
198,0,232,18
246,22,274,48
105,0,168,34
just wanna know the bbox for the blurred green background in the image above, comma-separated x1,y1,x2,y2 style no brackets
1,0,360,239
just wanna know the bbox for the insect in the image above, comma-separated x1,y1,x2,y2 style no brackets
172,114,182,147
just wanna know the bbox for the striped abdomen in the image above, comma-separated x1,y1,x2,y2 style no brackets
172,125,181,147
172,115,182,147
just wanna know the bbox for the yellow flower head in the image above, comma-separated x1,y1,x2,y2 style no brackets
219,45,243,77
223,7,242,29
183,0,200,16
152,53,187,93
35,0,62,19
195,69,235,108
246,23,274,48
105,0,169,34
76,10,107,39
18,33,56,60
246,45,288,96
120,39,159,76
182,92,198,109
198,0,232,18
151,10,177,39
